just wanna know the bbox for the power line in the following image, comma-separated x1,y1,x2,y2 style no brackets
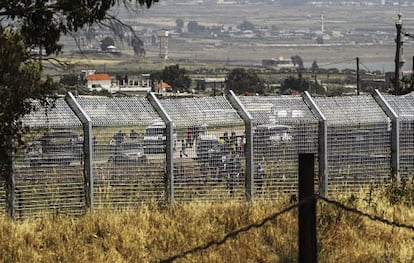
318,58,355,68
360,61,372,72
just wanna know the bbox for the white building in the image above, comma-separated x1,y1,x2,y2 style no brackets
86,73,112,91
113,74,152,93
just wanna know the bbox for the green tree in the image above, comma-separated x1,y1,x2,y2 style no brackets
0,0,157,217
59,74,81,87
0,29,56,216
291,55,304,68
280,76,310,93
316,36,324,44
176,18,184,33
100,36,115,51
225,68,265,95
187,21,205,33
188,21,200,33
311,60,319,73
0,0,157,56
239,20,255,31
152,65,192,92
131,36,145,57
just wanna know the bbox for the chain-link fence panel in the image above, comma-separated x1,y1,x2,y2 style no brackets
313,95,392,194
0,177,5,217
76,96,166,209
239,95,319,199
15,99,85,218
382,93,414,180
159,96,245,201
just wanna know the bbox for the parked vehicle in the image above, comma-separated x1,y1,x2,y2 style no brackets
253,124,292,157
196,134,225,166
143,122,176,154
25,131,82,166
109,130,140,152
108,148,147,165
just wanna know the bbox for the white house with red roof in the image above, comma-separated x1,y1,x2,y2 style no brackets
86,73,112,91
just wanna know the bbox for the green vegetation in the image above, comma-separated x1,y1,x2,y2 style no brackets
0,0,158,216
225,68,265,95
151,64,192,92
0,185,413,262
0,28,56,200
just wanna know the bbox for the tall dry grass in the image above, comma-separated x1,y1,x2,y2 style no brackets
0,184,413,262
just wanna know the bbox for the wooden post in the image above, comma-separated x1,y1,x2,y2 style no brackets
299,153,317,263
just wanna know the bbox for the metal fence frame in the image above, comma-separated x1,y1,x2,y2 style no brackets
378,91,414,180
311,94,393,195
3,90,413,218
227,90,254,200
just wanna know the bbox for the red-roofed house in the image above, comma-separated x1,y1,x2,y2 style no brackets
156,82,172,92
86,73,112,91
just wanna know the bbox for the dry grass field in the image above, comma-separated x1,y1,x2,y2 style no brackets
0,185,413,262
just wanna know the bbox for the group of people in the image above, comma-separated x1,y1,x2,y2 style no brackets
220,131,246,156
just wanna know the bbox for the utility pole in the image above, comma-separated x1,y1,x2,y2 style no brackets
412,56,414,80
356,57,360,95
394,13,405,95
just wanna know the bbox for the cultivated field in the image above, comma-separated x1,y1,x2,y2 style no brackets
57,2,414,74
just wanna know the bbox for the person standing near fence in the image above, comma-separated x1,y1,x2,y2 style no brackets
187,128,193,147
180,139,188,158
227,156,235,196
129,129,138,140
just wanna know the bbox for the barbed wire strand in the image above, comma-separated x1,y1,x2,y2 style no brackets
160,195,414,263
359,61,372,72
159,198,311,263
316,195,414,231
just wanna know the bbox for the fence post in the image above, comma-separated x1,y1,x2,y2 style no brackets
6,135,16,220
227,90,254,201
303,91,328,197
299,153,317,263
374,90,400,182
148,92,175,203
65,92,94,210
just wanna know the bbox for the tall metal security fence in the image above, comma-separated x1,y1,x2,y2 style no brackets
4,92,413,218
74,96,167,209
381,92,414,180
312,95,392,194
15,99,85,219
238,95,319,199
158,96,245,201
